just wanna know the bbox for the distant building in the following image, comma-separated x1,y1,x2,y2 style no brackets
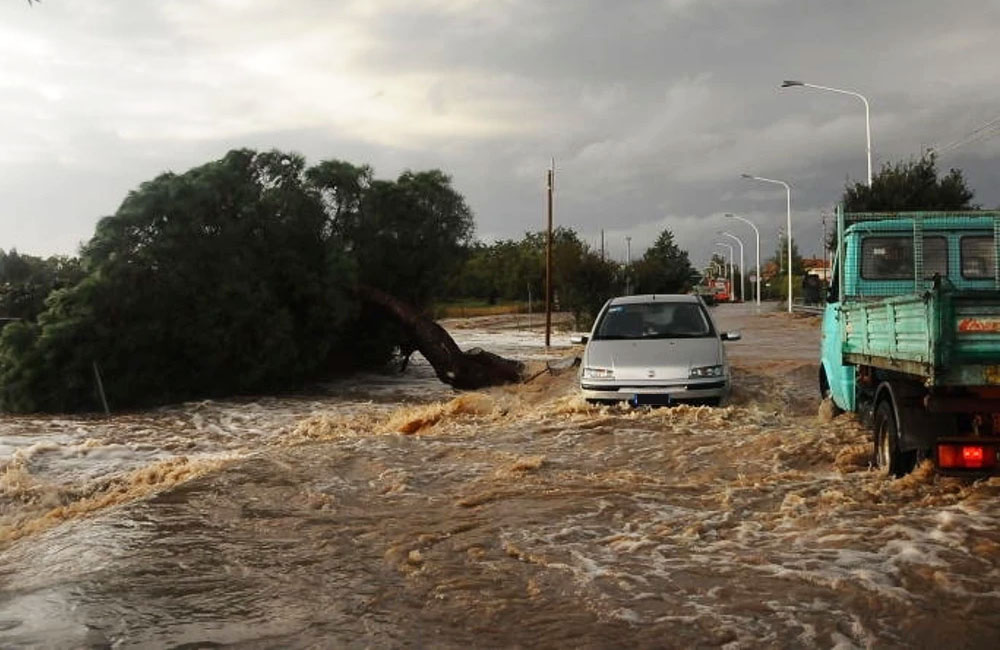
803,257,831,281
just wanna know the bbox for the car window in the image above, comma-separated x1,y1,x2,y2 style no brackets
594,302,712,340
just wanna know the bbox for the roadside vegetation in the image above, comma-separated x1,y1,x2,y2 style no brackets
0,149,697,413
450,227,698,327
0,150,473,412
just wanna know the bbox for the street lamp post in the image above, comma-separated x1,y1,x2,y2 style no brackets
725,213,760,306
625,236,632,295
720,231,745,303
742,174,793,313
781,80,872,186
714,242,734,302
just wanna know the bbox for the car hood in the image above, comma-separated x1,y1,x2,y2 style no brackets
584,337,723,381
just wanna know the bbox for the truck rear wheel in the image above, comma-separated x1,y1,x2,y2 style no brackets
874,401,901,477
873,399,914,478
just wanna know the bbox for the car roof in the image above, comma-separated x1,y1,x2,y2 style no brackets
607,294,699,306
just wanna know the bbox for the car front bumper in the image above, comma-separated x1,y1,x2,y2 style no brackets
580,378,729,403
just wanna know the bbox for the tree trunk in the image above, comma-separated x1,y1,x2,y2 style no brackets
359,285,525,389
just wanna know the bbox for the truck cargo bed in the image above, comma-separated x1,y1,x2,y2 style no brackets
841,290,1000,384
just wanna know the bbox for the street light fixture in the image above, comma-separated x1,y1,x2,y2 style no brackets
725,213,761,306
720,231,745,303
714,242,734,302
742,174,793,313
781,80,872,186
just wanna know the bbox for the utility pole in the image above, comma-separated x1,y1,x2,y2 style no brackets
545,159,554,347
601,229,605,262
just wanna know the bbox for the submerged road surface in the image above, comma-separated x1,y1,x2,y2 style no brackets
1,304,999,648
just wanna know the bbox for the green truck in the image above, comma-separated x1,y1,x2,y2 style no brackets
821,207,1000,475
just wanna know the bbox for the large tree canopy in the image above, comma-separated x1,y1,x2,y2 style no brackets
0,149,476,413
843,152,975,212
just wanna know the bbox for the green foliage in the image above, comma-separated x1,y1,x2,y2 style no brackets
355,171,474,308
0,250,83,323
449,227,619,328
450,227,698,327
307,162,475,367
1,149,358,412
0,149,475,412
770,238,805,277
830,153,979,251
632,229,698,295
544,229,617,328
843,152,975,212
768,274,804,302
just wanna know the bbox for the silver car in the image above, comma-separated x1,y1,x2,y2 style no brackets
572,294,740,406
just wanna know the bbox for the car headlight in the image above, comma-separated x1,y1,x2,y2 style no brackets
582,366,615,379
689,365,724,378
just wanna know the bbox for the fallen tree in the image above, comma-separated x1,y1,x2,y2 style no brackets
0,150,531,413
360,285,525,389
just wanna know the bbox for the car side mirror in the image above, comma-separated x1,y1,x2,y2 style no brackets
570,335,589,345
721,331,741,341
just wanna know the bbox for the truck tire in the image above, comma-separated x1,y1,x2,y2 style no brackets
873,399,914,478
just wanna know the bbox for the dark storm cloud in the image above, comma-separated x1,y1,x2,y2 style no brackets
1,0,999,268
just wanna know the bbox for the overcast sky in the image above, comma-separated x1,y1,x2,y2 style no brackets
3,0,1000,270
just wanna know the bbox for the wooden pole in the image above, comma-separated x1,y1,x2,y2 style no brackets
92,360,110,416
545,160,554,347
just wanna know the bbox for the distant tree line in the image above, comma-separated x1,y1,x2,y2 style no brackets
448,226,698,327
0,149,698,413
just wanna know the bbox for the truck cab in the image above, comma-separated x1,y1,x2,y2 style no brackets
821,209,1000,475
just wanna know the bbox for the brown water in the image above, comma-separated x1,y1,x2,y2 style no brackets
2,305,999,648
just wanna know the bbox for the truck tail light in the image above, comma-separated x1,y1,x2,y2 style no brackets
937,444,997,470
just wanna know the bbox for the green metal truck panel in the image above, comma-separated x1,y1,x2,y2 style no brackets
840,289,1000,384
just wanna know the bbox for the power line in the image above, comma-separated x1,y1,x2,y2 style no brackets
930,114,1000,156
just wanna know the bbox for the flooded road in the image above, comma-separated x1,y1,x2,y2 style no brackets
2,304,999,648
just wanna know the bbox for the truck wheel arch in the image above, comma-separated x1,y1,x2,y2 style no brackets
873,379,953,453
819,364,844,415
873,381,902,434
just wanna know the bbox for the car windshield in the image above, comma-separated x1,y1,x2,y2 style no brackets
593,302,712,340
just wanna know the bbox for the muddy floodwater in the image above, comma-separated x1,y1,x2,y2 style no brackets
2,304,999,648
